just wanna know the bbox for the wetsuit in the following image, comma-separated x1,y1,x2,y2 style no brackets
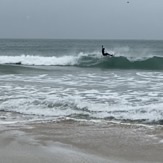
102,46,110,56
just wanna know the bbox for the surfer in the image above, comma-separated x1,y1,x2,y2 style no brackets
102,45,113,57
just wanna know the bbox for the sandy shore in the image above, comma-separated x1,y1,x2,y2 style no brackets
0,121,163,163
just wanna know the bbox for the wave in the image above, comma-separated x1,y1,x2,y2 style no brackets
0,53,163,70
85,56,163,70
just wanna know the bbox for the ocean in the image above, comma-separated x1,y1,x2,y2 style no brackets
0,39,163,126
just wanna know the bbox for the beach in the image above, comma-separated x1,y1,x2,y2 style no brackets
0,121,163,163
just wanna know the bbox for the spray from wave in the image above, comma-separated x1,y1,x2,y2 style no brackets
0,52,163,70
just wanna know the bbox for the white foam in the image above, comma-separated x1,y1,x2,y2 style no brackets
0,69,163,124
0,52,102,66
0,55,78,66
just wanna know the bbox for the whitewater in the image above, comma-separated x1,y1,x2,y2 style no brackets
0,39,163,126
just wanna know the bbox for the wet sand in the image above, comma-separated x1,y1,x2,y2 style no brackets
0,121,163,163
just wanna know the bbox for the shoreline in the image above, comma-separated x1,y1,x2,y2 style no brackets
0,121,163,163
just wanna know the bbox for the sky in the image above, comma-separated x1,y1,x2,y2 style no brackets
0,0,163,40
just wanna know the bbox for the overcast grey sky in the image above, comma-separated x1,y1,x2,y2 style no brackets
0,0,163,40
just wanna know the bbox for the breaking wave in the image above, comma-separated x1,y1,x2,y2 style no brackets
0,53,163,70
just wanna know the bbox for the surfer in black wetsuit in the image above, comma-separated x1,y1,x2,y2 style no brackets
102,45,113,57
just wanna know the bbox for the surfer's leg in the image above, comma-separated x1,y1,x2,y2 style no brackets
106,53,113,57
106,53,112,56
105,53,109,56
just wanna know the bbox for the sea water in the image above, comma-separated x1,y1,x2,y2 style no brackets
0,39,163,125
